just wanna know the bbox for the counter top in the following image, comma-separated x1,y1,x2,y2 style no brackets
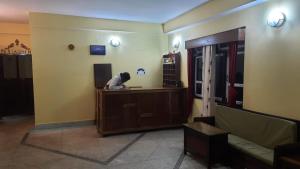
97,87,186,93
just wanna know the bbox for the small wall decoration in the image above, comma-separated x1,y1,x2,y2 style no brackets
68,44,75,50
0,39,31,55
90,45,106,55
137,68,146,76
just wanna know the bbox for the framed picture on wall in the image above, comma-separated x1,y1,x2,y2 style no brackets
90,45,106,55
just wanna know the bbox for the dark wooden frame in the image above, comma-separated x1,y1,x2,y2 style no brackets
185,27,245,49
274,143,300,169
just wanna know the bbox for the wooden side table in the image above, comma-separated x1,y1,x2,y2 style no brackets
183,122,229,169
279,155,300,169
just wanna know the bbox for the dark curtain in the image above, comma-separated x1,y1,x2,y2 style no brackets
228,42,238,107
186,49,194,120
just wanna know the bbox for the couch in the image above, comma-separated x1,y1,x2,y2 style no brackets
196,105,300,169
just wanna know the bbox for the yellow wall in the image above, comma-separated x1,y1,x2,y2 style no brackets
30,13,168,125
166,0,300,120
0,22,31,50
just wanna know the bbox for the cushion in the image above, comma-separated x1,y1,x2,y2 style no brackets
229,134,274,166
215,105,297,149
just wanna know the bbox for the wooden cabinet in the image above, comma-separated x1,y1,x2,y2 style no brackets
184,122,229,169
96,88,187,136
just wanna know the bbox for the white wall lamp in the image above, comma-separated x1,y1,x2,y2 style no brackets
267,10,286,28
110,37,121,47
172,37,181,49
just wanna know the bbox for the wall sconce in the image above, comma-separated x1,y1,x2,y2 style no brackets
172,38,181,49
110,37,120,47
267,10,286,28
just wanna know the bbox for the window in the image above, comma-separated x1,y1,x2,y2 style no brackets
187,27,246,109
191,41,245,108
214,42,245,108
192,47,203,98
195,56,203,97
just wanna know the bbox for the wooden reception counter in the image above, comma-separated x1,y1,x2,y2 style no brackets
96,88,187,136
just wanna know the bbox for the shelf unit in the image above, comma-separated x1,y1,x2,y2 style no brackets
163,53,181,87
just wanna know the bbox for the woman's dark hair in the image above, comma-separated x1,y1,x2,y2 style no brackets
120,72,130,83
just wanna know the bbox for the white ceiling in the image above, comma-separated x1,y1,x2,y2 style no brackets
0,0,208,23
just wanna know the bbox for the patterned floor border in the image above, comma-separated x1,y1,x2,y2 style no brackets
21,132,145,165
173,152,185,169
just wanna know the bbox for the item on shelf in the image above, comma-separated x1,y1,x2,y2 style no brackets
162,53,181,87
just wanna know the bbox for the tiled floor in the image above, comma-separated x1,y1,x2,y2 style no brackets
0,116,230,169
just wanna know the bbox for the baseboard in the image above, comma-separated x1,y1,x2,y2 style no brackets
33,120,95,130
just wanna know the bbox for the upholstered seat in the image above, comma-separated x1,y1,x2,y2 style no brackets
229,134,274,165
215,105,298,166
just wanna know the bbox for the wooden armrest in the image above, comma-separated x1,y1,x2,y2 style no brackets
275,143,300,155
274,143,300,168
193,116,215,126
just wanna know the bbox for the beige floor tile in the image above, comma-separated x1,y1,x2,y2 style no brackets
1,116,229,169
61,130,140,162
12,146,64,167
108,162,145,169
179,155,207,169
142,157,178,169
43,156,106,169
25,130,63,150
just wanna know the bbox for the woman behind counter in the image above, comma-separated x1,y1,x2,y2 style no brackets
105,72,131,90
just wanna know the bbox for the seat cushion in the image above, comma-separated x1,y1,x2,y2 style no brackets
229,134,274,166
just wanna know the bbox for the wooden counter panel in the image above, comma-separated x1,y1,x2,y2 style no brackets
96,88,187,136
137,92,170,127
104,94,137,118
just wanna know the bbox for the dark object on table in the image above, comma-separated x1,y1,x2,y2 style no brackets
94,64,112,88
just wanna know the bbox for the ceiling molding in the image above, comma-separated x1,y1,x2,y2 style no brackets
164,0,268,34
31,25,136,34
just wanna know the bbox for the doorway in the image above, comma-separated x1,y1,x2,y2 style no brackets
0,40,34,119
